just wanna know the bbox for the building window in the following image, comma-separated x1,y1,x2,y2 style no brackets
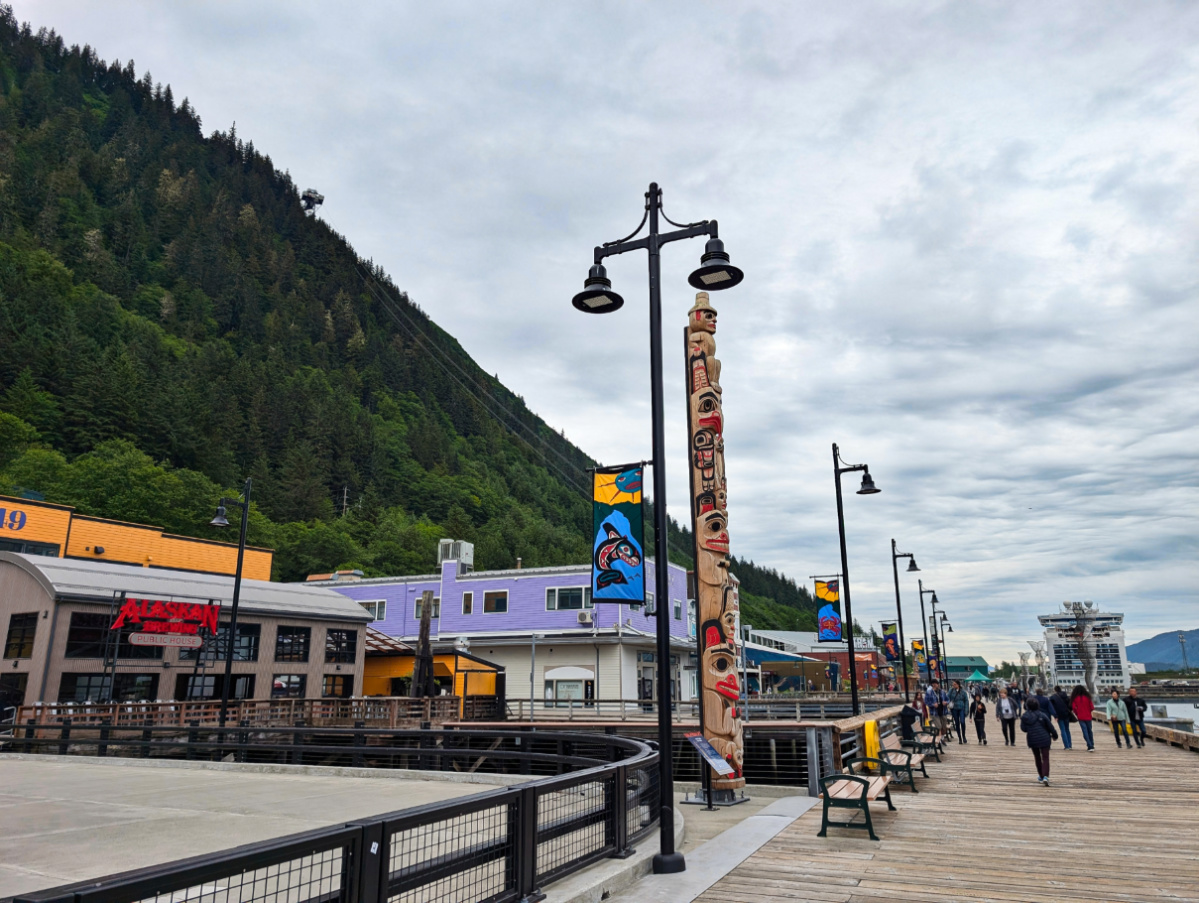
272,675,307,698
673,599,682,621
645,592,654,615
546,588,593,611
0,538,59,556
414,597,440,619
359,600,386,621
275,626,311,662
182,675,216,699
58,673,159,703
180,623,260,662
0,672,28,707
326,629,358,664
462,592,473,615
173,674,254,701
323,675,353,698
64,612,162,660
483,591,508,614
4,612,37,659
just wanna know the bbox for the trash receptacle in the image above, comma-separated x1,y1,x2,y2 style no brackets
900,705,919,740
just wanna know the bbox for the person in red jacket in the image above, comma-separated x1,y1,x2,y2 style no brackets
1070,685,1095,751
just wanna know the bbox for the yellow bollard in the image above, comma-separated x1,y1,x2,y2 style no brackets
863,719,881,771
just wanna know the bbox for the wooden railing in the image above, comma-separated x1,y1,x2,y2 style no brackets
1094,711,1199,753
13,696,468,730
502,696,903,723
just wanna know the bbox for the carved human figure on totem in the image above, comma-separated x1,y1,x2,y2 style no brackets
701,618,744,782
687,293,721,393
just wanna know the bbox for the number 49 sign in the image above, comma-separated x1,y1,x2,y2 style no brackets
0,508,28,532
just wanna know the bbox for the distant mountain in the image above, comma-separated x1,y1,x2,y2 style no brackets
1126,629,1199,668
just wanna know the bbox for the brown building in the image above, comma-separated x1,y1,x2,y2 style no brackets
0,494,273,579
0,552,370,709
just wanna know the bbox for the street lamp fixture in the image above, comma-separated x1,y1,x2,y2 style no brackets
208,478,251,729
917,580,936,689
889,541,917,703
832,444,879,717
572,182,742,876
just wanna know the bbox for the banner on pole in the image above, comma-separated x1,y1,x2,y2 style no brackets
815,579,842,642
912,639,926,667
881,622,899,662
591,466,645,603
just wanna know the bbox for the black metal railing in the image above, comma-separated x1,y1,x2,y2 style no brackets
7,725,658,903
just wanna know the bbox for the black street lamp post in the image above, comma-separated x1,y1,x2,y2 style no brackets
572,182,743,875
832,444,880,717
209,478,251,729
938,612,952,683
889,540,919,703
917,580,936,689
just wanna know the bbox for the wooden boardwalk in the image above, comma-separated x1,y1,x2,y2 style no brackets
696,728,1199,903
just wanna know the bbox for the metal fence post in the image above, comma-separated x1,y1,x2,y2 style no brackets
58,718,71,756
237,719,249,763
292,720,305,766
186,720,199,760
516,785,541,903
347,819,383,903
350,720,364,768
607,764,632,857
98,718,111,757
805,727,820,797
23,718,35,754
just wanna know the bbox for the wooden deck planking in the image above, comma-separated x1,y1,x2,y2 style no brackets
696,730,1199,903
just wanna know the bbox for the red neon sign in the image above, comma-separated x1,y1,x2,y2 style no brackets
111,598,221,636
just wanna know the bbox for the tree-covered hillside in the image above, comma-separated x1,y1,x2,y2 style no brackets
0,11,818,630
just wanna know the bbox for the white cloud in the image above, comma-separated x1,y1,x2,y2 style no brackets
16,0,1199,661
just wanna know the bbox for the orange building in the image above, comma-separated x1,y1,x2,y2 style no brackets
0,495,273,580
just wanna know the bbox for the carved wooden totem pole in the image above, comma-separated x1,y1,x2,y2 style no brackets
685,292,745,792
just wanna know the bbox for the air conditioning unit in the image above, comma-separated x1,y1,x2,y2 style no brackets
577,611,594,626
437,539,475,569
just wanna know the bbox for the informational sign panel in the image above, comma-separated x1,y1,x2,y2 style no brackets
685,731,735,776
129,632,204,648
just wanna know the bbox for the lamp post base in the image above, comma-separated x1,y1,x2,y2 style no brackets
652,852,686,874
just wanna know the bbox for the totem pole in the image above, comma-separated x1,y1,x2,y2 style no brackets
685,292,745,793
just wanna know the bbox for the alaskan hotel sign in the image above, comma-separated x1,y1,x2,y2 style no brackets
110,597,221,649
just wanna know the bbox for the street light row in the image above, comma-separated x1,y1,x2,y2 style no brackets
836,449,957,714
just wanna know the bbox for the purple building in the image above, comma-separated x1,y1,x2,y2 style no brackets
305,542,698,707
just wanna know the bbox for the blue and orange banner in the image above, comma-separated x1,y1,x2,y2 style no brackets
881,622,899,662
815,579,842,642
591,465,645,603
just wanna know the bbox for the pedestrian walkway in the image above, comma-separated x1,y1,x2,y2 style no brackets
694,730,1199,903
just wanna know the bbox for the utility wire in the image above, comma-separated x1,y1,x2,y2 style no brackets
354,262,593,497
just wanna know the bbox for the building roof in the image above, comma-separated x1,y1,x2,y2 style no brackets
946,656,990,668
0,552,371,623
750,629,873,652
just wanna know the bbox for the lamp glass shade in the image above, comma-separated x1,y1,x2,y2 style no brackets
687,238,744,291
857,471,881,495
930,591,939,604
572,264,624,314
906,558,920,572
209,506,230,528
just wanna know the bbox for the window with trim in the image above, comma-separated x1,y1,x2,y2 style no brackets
326,629,358,663
414,597,440,619
65,612,162,660
546,588,593,611
673,599,682,620
0,672,28,707
180,623,260,662
274,626,311,662
645,592,655,615
462,592,473,615
4,612,37,659
483,591,508,613
272,675,306,698
323,674,353,698
58,672,159,703
359,600,386,621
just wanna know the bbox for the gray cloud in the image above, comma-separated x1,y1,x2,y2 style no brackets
17,0,1198,661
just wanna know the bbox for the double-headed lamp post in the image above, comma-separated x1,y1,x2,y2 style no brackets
209,478,251,729
571,182,744,875
889,540,919,702
831,444,880,717
917,580,936,688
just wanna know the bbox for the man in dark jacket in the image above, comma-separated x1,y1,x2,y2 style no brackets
1125,687,1147,748
1033,687,1053,721
1020,697,1058,785
1049,686,1073,749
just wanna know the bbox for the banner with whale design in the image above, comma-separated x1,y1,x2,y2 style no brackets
591,465,645,603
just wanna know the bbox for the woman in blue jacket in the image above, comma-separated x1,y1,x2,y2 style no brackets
1020,697,1058,786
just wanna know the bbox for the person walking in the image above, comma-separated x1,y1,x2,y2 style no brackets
1125,687,1147,748
949,680,969,744
1070,685,1095,751
1032,686,1053,720
970,692,988,745
1105,689,1131,749
1049,685,1074,750
924,680,949,740
996,687,1018,746
1020,697,1058,785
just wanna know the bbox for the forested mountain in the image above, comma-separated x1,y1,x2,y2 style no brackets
0,11,817,630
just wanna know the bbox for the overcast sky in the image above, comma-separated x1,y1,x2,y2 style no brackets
18,1,1198,661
